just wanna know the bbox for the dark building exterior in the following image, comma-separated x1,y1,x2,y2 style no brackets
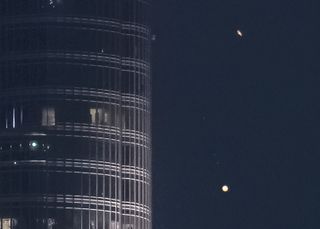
0,1,151,229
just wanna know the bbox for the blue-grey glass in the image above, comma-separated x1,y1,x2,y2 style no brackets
0,1,151,229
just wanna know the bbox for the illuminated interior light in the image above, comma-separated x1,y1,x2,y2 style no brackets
13,107,16,128
29,140,39,151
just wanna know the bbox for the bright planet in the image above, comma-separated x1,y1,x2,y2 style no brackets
236,30,243,37
222,185,229,192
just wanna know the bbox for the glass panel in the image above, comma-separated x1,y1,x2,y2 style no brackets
0,1,151,228
90,108,108,125
41,107,55,126
0,218,17,229
2,219,11,229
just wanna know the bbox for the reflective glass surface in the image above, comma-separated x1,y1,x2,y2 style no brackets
0,1,151,228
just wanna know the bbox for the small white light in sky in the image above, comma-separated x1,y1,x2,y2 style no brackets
236,30,243,37
222,185,229,192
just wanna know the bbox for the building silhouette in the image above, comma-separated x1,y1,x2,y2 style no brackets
0,1,151,229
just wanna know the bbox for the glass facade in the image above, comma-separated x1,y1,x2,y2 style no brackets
0,1,151,229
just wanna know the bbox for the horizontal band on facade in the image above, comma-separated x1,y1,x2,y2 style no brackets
0,125,150,143
53,123,149,138
52,124,149,143
0,195,151,217
0,206,151,223
0,131,150,149
0,86,150,108
52,133,149,148
0,16,151,36
0,158,151,180
0,169,151,186
0,52,150,69
2,22,149,42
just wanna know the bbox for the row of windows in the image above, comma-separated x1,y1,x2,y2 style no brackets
0,63,148,96
0,0,150,25
0,105,115,128
0,172,149,204
0,26,120,54
0,214,145,229
0,137,149,169
0,103,147,132
0,218,16,229
0,26,149,60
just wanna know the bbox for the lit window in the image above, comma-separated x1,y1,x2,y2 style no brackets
110,222,120,229
3,106,21,129
0,218,17,229
12,108,15,128
90,108,109,125
90,221,95,229
42,107,55,126
90,108,97,124
2,218,11,229
47,218,56,229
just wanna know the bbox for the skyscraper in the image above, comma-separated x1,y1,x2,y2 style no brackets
0,1,151,229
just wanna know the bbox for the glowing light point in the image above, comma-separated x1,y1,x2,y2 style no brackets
236,30,243,37
222,185,229,192
29,140,39,151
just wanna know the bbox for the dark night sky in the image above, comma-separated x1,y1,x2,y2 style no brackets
152,0,320,228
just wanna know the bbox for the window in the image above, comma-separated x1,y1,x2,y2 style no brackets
42,107,55,126
0,218,17,229
0,106,23,129
110,221,120,229
47,218,56,229
90,108,109,125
